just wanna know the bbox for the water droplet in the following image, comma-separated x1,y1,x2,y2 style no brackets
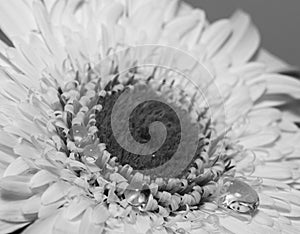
82,144,101,164
124,185,150,210
176,228,186,234
85,156,96,164
83,144,100,158
72,125,88,143
221,178,259,214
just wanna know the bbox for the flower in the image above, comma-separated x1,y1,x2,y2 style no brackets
0,0,300,233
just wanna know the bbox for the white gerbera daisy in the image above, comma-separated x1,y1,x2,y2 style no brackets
0,0,300,234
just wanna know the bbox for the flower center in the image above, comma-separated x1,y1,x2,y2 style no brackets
53,61,234,214
96,82,206,178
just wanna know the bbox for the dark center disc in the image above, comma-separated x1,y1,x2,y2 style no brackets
96,84,204,178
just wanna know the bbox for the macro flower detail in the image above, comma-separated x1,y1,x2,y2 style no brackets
220,178,259,214
0,0,300,234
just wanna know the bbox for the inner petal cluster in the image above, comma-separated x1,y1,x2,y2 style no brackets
51,62,234,215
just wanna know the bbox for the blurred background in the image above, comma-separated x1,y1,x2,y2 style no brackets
185,0,300,67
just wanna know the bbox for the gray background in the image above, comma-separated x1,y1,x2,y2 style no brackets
185,0,300,67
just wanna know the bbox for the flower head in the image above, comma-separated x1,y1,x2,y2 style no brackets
0,0,300,233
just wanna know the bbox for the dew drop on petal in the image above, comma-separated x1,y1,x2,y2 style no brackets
82,144,101,164
176,228,187,234
72,125,88,143
85,156,96,164
124,185,150,209
124,189,143,206
83,144,100,157
220,178,259,214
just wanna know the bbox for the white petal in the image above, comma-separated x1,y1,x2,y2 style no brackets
33,0,66,71
219,216,254,234
92,204,110,224
262,178,291,190
0,175,32,199
24,212,59,234
53,210,81,234
0,130,18,148
231,22,260,64
163,10,202,41
255,94,293,108
253,148,283,162
230,62,266,81
201,19,232,58
217,10,260,64
0,0,36,40
0,220,29,234
30,170,57,189
253,211,274,227
64,197,93,221
0,198,35,222
22,195,41,215
248,108,281,126
41,181,71,205
14,140,41,159
79,207,105,234
163,0,180,22
253,165,292,180
38,200,65,219
259,74,300,99
239,128,280,148
249,82,266,102
279,120,299,132
0,151,16,165
4,157,32,177
255,49,297,73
